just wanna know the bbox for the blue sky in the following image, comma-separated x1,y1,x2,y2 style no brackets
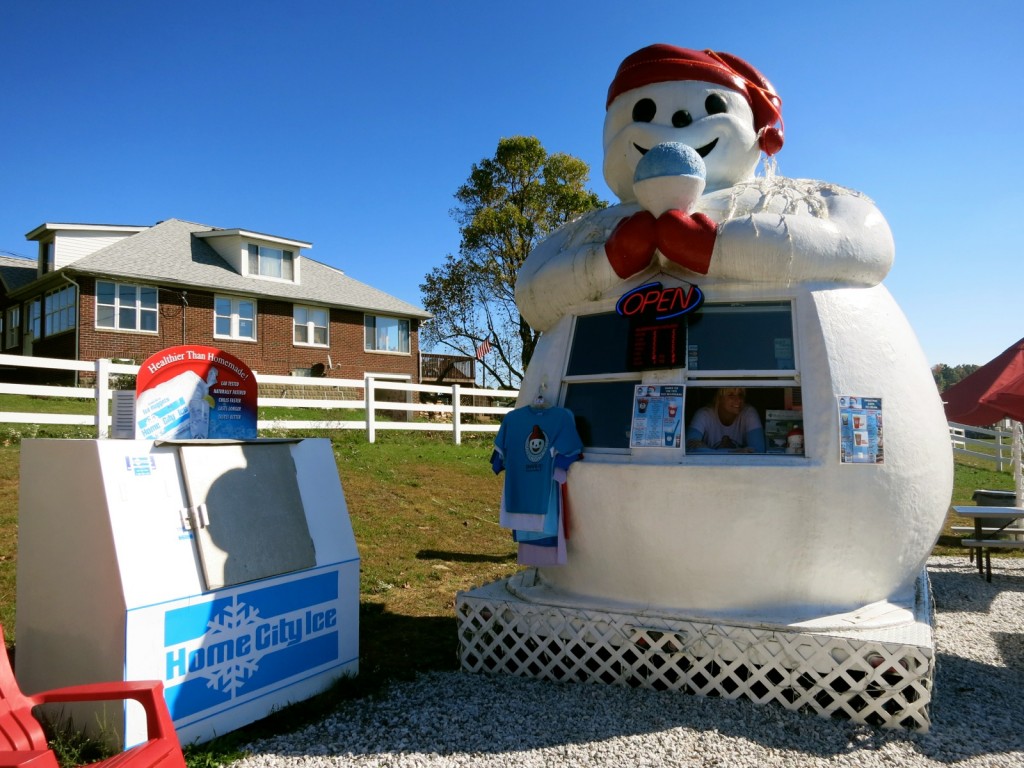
2,0,1021,367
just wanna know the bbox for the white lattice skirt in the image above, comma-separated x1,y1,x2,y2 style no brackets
456,569,934,731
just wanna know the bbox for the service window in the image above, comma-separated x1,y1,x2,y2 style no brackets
684,386,803,454
560,302,803,456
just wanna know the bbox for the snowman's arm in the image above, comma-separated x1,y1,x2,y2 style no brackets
708,192,894,285
515,210,629,332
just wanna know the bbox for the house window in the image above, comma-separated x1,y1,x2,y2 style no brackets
563,302,801,455
44,285,77,336
215,296,256,340
96,281,158,332
40,241,55,274
5,307,20,349
247,244,294,280
293,305,328,346
364,315,409,354
26,299,41,340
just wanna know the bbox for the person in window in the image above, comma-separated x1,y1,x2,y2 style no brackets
686,387,766,453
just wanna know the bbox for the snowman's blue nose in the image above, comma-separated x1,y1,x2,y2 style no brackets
634,142,706,183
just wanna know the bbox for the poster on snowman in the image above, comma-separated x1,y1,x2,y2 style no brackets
134,345,258,440
630,385,684,448
838,395,883,464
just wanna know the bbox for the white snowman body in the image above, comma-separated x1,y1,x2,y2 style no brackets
512,47,952,623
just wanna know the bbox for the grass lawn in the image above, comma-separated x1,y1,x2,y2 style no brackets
0,423,1016,765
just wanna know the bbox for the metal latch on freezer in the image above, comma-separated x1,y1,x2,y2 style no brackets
179,504,210,531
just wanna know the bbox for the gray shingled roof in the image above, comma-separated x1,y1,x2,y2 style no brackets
0,254,38,292
65,218,430,319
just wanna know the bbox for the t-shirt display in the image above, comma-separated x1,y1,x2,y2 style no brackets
492,405,582,566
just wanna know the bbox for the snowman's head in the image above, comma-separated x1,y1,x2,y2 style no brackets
525,425,547,462
603,45,783,202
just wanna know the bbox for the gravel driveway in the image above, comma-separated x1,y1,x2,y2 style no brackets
233,556,1024,767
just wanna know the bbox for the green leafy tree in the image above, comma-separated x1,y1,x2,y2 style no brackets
421,136,606,389
933,363,981,391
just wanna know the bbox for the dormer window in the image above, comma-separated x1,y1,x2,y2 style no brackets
42,241,55,274
247,244,294,280
195,228,308,282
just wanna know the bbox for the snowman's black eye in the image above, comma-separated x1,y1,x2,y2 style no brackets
705,93,728,115
672,110,692,128
632,98,656,122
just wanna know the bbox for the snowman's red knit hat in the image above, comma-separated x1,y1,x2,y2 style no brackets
607,44,785,156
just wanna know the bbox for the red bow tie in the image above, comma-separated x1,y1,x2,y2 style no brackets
606,209,718,279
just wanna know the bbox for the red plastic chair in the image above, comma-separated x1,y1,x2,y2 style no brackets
0,626,185,768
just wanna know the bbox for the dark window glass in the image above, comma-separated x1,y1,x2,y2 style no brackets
564,380,640,449
567,313,633,376
117,282,136,307
96,281,116,305
364,316,374,348
687,302,794,371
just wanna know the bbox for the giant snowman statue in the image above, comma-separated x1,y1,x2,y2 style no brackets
512,45,952,621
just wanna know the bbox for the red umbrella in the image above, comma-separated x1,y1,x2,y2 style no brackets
942,337,1024,426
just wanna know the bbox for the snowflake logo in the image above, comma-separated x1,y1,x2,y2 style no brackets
201,600,263,696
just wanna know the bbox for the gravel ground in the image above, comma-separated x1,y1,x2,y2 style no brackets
233,556,1024,767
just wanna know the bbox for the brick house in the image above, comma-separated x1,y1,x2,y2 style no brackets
0,219,431,382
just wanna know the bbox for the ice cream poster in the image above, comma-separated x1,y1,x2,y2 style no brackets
134,346,258,440
630,385,684,448
838,395,883,464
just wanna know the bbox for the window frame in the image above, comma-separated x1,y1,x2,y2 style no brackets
40,241,55,274
44,284,77,337
26,299,41,340
293,304,329,347
683,301,797,379
95,280,159,333
214,295,257,341
560,300,801,458
363,314,410,355
4,306,20,349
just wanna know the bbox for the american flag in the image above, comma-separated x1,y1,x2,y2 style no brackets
475,339,492,360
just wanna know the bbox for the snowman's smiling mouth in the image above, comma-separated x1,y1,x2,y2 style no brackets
635,138,718,158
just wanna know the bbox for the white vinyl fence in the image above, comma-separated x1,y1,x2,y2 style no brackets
0,353,517,444
948,421,1019,472
2,353,1016,458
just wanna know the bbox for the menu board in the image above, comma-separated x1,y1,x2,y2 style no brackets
838,395,883,464
630,385,685,448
